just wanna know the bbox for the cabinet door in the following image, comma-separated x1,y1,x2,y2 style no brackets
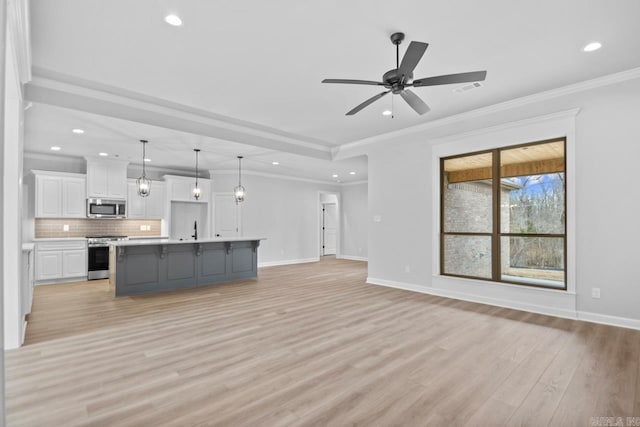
171,180,194,201
146,182,166,218
63,250,87,278
36,176,62,217
62,177,87,218
36,251,63,280
87,162,109,197
127,181,146,218
107,164,127,198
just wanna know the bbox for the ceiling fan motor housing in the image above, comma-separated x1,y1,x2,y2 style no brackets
383,69,412,93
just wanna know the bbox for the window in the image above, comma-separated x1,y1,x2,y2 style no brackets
441,138,566,290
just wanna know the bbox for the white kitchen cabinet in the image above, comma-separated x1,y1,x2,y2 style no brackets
62,250,87,278
35,250,63,281
36,240,87,283
34,172,86,218
86,158,128,199
146,181,166,218
36,175,62,217
127,180,165,219
165,175,210,202
62,177,86,217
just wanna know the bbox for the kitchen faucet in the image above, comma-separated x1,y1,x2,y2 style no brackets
191,220,198,240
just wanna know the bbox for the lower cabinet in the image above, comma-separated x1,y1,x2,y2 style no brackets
36,240,87,282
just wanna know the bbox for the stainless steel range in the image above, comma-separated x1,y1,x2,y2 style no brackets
87,235,129,280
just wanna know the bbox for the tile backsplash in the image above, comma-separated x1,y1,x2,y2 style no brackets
35,218,162,238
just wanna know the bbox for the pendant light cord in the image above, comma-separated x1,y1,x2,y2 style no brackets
142,141,146,177
195,150,199,187
238,157,242,186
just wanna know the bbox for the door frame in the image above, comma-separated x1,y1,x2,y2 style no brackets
212,192,242,237
317,191,341,258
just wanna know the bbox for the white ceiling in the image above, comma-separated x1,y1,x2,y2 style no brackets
24,0,640,180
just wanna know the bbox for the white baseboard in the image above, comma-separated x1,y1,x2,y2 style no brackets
366,277,640,331
577,311,640,331
258,257,319,268
36,276,88,285
367,277,578,320
337,255,368,262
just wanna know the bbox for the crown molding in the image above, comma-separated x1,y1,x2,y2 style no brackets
210,169,343,186
334,67,640,156
430,108,581,146
7,0,31,83
340,180,368,186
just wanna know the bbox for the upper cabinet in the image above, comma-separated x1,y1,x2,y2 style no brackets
34,171,87,218
164,175,210,203
127,180,166,219
86,158,128,199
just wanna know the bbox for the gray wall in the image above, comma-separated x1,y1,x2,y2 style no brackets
211,172,343,264
364,77,640,322
341,183,368,259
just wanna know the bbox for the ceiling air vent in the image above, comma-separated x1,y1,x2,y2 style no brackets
453,81,483,94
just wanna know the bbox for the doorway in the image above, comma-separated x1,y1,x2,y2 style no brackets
318,191,340,258
213,193,240,238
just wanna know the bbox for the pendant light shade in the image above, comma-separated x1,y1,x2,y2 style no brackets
234,155,245,204
137,140,151,197
193,148,201,200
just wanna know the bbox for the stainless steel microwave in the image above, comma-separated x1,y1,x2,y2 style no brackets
86,198,126,218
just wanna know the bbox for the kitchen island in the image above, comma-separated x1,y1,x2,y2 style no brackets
109,237,265,296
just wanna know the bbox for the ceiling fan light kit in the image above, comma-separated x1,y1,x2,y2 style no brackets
322,32,487,116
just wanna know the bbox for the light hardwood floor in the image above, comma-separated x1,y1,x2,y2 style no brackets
5,257,640,426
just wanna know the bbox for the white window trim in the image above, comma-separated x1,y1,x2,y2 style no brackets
431,109,579,302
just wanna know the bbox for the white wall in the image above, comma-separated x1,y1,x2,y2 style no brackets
360,76,640,326
211,172,341,265
340,182,368,260
3,18,24,350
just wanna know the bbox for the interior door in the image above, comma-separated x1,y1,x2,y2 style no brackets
214,194,239,237
322,203,337,255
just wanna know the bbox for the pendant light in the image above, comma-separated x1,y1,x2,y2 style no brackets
136,139,151,197
193,148,201,200
234,155,245,204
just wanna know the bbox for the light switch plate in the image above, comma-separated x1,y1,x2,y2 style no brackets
63,224,69,231
592,288,601,299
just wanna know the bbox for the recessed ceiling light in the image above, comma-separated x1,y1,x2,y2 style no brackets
349,171,356,175
332,174,339,178
144,158,151,162
164,14,182,26
98,152,108,157
582,42,602,52
72,128,84,134
382,110,392,116
272,161,279,165
50,146,61,151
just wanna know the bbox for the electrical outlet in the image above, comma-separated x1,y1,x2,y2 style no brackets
592,288,601,299
140,225,146,231
373,215,382,223
145,225,151,231
63,224,69,231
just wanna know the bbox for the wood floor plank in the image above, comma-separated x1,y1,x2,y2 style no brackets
5,257,640,426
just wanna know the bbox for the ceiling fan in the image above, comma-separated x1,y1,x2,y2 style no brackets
322,32,487,116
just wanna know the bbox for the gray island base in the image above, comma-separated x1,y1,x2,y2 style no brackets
109,238,265,296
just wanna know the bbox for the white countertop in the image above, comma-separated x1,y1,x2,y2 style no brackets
33,237,88,241
109,237,266,247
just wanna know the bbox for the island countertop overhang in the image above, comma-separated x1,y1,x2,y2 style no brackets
109,237,267,247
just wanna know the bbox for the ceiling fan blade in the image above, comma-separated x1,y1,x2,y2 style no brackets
346,90,390,116
398,41,429,77
412,70,487,87
322,79,385,86
400,90,430,115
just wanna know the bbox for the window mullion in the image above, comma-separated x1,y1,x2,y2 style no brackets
492,149,501,282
